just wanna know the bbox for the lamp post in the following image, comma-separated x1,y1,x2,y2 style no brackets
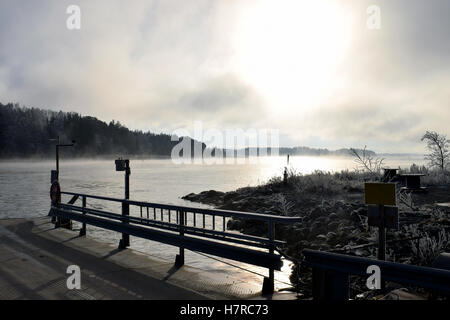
49,136,76,181
49,136,75,229
116,158,131,249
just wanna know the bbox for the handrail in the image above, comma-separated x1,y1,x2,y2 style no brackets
303,249,450,299
59,203,286,248
52,206,283,270
61,191,302,223
53,190,302,294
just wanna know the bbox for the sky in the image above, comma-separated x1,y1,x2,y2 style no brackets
0,0,449,153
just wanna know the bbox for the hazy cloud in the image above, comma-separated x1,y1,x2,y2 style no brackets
0,0,449,153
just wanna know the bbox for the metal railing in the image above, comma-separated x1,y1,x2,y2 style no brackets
49,191,302,294
302,249,450,300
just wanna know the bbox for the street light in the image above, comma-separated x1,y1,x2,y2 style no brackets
49,135,76,181
115,158,131,249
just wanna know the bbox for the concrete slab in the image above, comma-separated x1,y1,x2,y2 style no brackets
0,217,291,300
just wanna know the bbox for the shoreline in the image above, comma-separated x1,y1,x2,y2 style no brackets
182,170,450,299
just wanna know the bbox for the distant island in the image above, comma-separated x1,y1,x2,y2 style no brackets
0,103,375,159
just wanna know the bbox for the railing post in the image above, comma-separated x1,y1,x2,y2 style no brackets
119,200,130,249
175,210,185,268
378,204,386,291
262,220,275,295
79,195,86,236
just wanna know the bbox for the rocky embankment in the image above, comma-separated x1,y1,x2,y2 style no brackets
183,181,450,299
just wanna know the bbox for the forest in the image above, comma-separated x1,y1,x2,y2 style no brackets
0,103,373,159
0,103,203,158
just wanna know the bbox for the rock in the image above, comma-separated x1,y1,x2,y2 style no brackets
310,207,323,216
334,207,345,217
223,192,239,203
327,221,340,231
326,231,337,238
328,212,338,220
381,288,425,300
182,193,197,200
316,234,327,240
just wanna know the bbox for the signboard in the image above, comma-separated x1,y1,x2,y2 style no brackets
368,205,399,230
364,183,396,205
115,159,129,171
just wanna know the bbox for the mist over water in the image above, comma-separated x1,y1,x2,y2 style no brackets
0,155,426,289
1,155,426,218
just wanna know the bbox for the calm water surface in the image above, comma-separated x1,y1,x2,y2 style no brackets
0,155,425,289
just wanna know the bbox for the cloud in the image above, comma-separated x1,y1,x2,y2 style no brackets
0,0,449,153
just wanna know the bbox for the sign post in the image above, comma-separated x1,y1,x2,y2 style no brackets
365,183,397,291
378,204,385,261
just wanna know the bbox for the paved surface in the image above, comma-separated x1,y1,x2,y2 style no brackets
0,217,297,300
0,217,286,300
0,218,210,299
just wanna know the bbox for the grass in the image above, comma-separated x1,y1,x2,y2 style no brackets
265,168,377,196
264,164,450,198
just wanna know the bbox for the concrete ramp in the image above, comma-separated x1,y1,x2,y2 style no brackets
0,217,270,300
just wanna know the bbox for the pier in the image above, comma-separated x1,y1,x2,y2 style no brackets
0,217,297,300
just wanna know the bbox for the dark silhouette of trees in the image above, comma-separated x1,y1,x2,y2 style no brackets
0,102,376,159
421,130,450,171
0,103,202,158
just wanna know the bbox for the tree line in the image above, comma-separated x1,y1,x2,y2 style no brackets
0,103,203,158
0,102,378,159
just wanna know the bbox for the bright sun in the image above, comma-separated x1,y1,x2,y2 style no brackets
233,0,353,117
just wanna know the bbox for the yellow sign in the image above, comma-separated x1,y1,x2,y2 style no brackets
364,183,396,205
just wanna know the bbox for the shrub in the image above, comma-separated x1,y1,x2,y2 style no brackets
411,229,450,266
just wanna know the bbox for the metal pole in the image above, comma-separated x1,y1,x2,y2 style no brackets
269,221,275,290
125,160,130,199
378,204,386,261
180,211,185,263
378,204,386,291
119,160,130,249
175,210,185,267
56,136,60,181
79,195,86,236
262,221,275,294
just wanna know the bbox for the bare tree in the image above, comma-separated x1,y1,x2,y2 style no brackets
350,146,384,174
421,131,450,171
